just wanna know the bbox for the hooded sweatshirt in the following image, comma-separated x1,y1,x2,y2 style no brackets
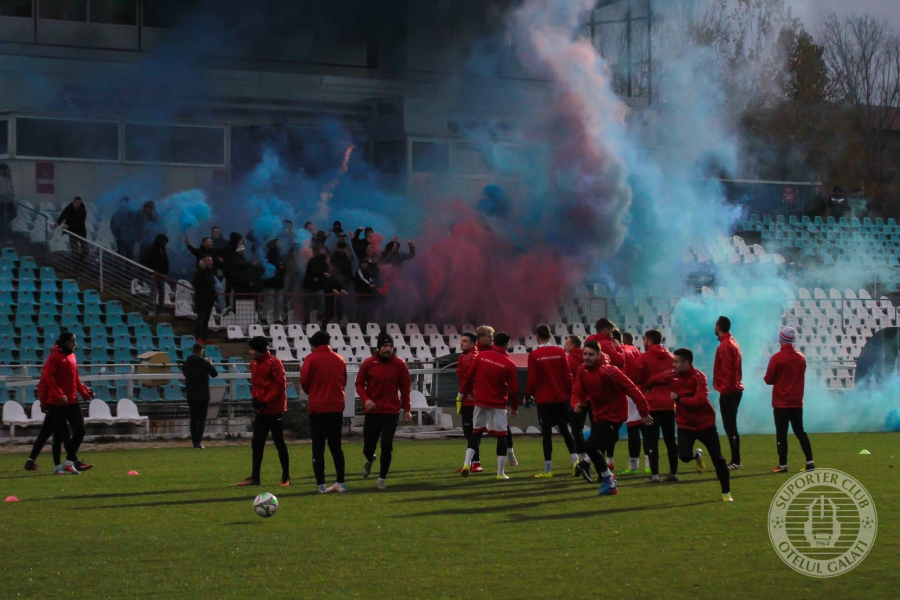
647,366,714,431
250,350,287,414
584,332,625,369
300,345,348,413
570,354,648,424
356,353,412,414
462,345,519,410
38,346,91,407
140,234,170,275
263,239,286,290
713,332,744,394
456,346,479,406
526,344,573,404
567,347,584,378
764,344,806,408
633,344,676,412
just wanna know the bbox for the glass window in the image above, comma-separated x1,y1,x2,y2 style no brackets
592,21,628,66
456,143,492,176
125,124,225,166
0,0,32,18
16,118,119,160
142,0,196,28
0,120,8,156
39,0,87,22
90,0,136,25
592,2,628,23
411,141,450,174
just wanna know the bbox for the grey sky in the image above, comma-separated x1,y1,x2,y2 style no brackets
786,0,900,32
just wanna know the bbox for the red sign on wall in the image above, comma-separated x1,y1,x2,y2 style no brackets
36,162,55,194
782,185,797,203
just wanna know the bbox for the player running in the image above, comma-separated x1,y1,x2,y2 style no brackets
238,336,290,488
459,331,519,479
357,332,412,490
455,332,483,473
571,340,652,496
765,326,814,474
647,348,733,502
526,325,577,478
633,330,678,483
300,331,348,493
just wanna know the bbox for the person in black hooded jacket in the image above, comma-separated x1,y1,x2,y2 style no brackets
55,196,89,257
140,234,169,313
262,239,286,325
193,255,218,342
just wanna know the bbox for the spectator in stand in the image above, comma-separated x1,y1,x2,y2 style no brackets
193,255,217,343
352,227,374,262
180,343,218,449
140,234,169,315
262,239,286,325
311,230,330,255
279,220,301,295
304,221,315,237
330,241,355,289
0,163,15,240
136,201,160,254
210,226,227,250
54,196,89,257
330,221,344,238
826,186,846,219
110,196,137,261
303,248,332,323
184,234,218,260
227,242,256,295
354,260,378,323
381,238,416,268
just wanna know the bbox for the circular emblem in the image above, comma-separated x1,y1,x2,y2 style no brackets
768,468,877,578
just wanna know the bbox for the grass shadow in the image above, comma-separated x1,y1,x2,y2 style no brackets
505,499,721,522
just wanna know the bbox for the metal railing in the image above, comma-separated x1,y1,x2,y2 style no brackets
223,291,380,329
9,200,193,315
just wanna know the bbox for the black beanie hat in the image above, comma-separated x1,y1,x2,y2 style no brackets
56,331,75,346
310,331,331,348
248,336,269,353
376,331,394,349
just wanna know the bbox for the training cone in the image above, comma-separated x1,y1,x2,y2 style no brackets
127,470,139,475
859,449,871,455
5,496,19,502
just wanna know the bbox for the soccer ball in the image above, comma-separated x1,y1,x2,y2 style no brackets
253,492,278,518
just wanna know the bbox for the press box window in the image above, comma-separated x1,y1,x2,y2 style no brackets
125,124,225,166
16,118,119,160
0,0,32,17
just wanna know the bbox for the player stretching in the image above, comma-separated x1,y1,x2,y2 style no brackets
647,348,732,501
571,341,652,496
237,337,290,487
526,325,577,477
357,332,412,490
455,332,483,473
765,326,814,473
475,325,517,466
300,331,348,493
459,332,519,479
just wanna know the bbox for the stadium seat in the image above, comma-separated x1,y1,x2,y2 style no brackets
3,400,37,437
163,383,185,401
87,399,118,425
116,399,149,432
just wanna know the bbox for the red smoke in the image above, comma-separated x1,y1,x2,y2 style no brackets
389,205,581,336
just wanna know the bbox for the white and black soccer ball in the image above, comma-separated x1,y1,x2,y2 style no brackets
253,492,278,518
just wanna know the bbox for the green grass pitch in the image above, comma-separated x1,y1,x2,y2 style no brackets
1,433,898,598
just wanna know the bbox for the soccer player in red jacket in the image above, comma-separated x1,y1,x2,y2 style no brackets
526,325,577,477
357,332,411,490
633,329,677,483
455,332,483,473
647,348,732,501
238,336,291,488
24,331,93,474
564,334,592,479
618,330,648,475
476,325,517,466
765,326,814,473
300,331,348,493
713,316,745,470
585,317,625,369
571,340,652,496
459,331,519,479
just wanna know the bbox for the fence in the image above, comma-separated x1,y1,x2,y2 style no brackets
225,291,382,330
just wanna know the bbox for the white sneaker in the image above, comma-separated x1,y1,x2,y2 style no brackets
376,478,386,490
508,453,518,467
327,482,347,493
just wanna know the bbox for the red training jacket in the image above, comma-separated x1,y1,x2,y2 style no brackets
764,345,806,408
713,333,744,394
570,355,648,424
526,344,573,404
300,345,347,414
648,367,715,431
585,332,625,369
356,354,412,414
251,351,287,415
463,346,519,410
633,344,676,412
38,346,92,407
620,344,642,381
456,347,479,407
567,347,584,378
